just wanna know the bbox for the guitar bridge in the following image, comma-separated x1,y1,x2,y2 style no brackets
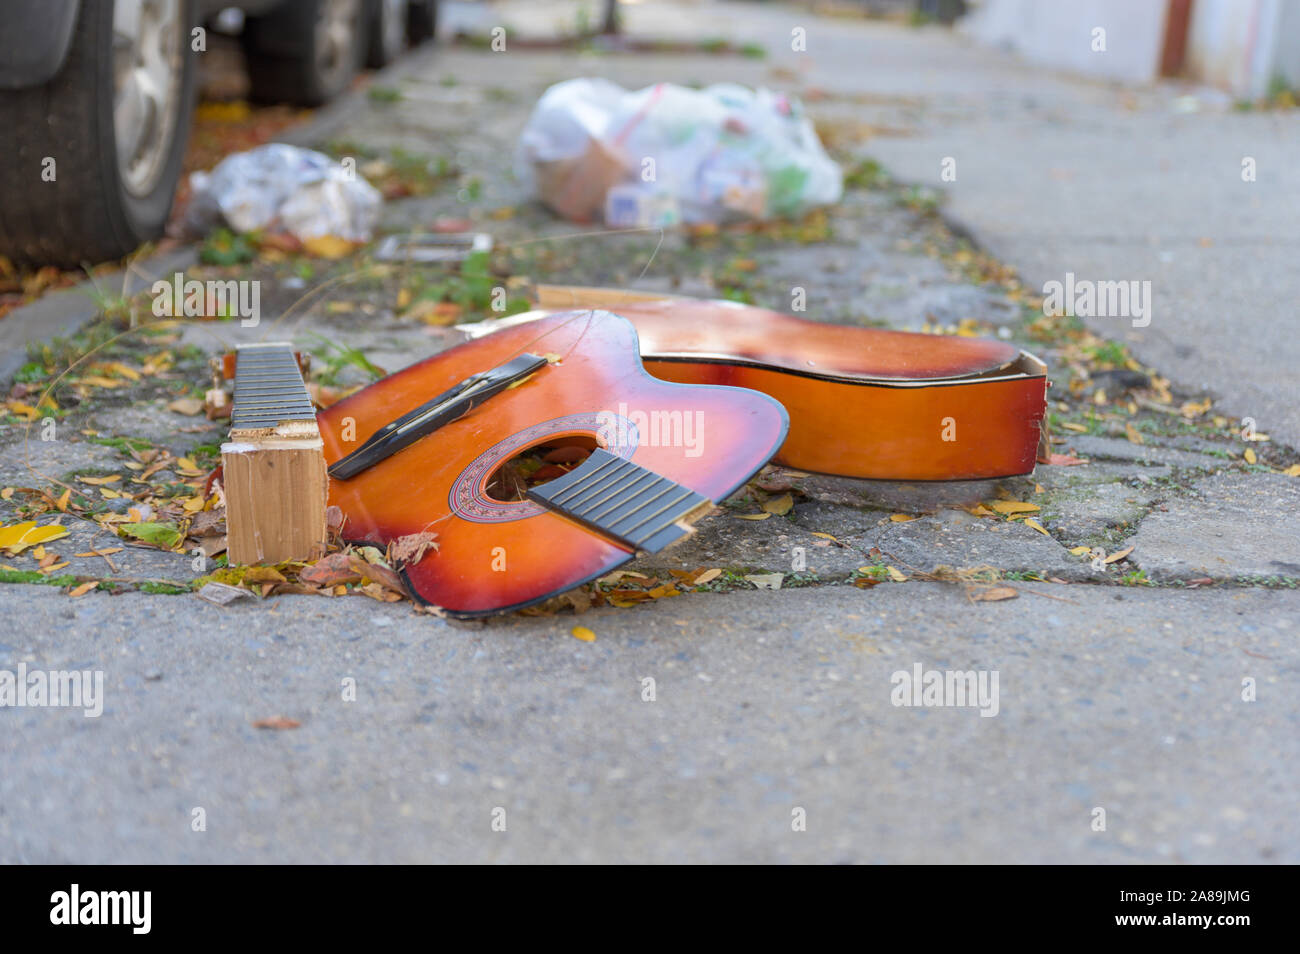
527,448,714,553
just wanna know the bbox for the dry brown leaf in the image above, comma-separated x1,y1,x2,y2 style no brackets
970,586,1018,602
252,716,301,730
68,581,98,598
167,397,205,416
692,568,722,586
1104,546,1134,564
388,530,439,568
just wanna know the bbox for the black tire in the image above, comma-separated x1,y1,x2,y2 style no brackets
364,0,408,68
407,0,437,45
243,0,364,107
0,0,198,268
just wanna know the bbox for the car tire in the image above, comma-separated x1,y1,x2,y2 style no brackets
407,0,438,46
365,0,409,68
0,0,198,268
243,0,364,107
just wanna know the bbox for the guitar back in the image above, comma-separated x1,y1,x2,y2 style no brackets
317,311,788,617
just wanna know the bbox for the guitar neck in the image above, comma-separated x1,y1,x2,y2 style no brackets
221,343,328,565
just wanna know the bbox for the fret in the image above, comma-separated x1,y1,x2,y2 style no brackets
587,478,673,525
576,471,662,519
560,461,639,511
549,454,625,505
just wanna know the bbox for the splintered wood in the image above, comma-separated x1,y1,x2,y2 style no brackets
220,343,327,565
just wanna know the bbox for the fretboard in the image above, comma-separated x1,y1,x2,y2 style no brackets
527,448,713,552
230,342,316,434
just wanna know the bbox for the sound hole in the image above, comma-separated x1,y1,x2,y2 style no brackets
484,435,598,502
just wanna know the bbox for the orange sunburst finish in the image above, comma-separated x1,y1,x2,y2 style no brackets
483,293,1049,481
316,311,787,617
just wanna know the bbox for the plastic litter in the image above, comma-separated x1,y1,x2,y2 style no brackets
184,143,382,242
516,78,842,226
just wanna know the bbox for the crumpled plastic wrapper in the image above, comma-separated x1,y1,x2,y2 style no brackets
184,143,382,242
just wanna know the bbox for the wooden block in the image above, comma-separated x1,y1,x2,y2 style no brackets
221,422,328,565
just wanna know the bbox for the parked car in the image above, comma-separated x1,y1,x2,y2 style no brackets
0,0,437,267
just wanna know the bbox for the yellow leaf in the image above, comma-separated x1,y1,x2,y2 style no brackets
889,513,916,522
1060,422,1088,433
1124,422,1144,445
886,566,907,582
736,512,771,521
810,531,839,542
55,488,71,512
1022,518,1049,536
991,501,1040,515
74,548,123,558
762,494,793,516
100,488,121,499
692,568,722,585
68,581,98,598
1244,448,1257,465
1069,545,1091,556
78,474,121,485
0,521,70,555
396,287,412,310
1104,546,1134,564
302,235,356,259
1285,464,1300,477
1,487,14,500
40,561,69,574
571,625,595,642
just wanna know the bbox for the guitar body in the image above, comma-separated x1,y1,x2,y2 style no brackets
477,290,1049,481
317,311,788,617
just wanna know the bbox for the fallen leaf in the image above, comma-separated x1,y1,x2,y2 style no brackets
1104,546,1134,564
119,522,183,549
1286,464,1300,477
74,547,124,558
0,520,70,555
1048,453,1089,466
252,716,301,730
300,553,363,587
889,513,917,522
1244,448,1257,465
389,530,439,568
970,586,1018,602
77,474,121,486
735,512,771,521
886,566,908,582
301,235,355,259
692,568,722,585
571,625,596,642
1022,518,1050,536
1069,546,1091,556
1124,422,1144,445
990,501,1040,515
762,493,794,516
243,566,287,584
68,581,98,598
744,573,784,590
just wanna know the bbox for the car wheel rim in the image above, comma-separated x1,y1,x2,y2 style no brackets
113,0,184,198
316,0,362,85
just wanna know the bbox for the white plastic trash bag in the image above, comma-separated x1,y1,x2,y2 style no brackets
515,78,842,225
184,143,382,242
